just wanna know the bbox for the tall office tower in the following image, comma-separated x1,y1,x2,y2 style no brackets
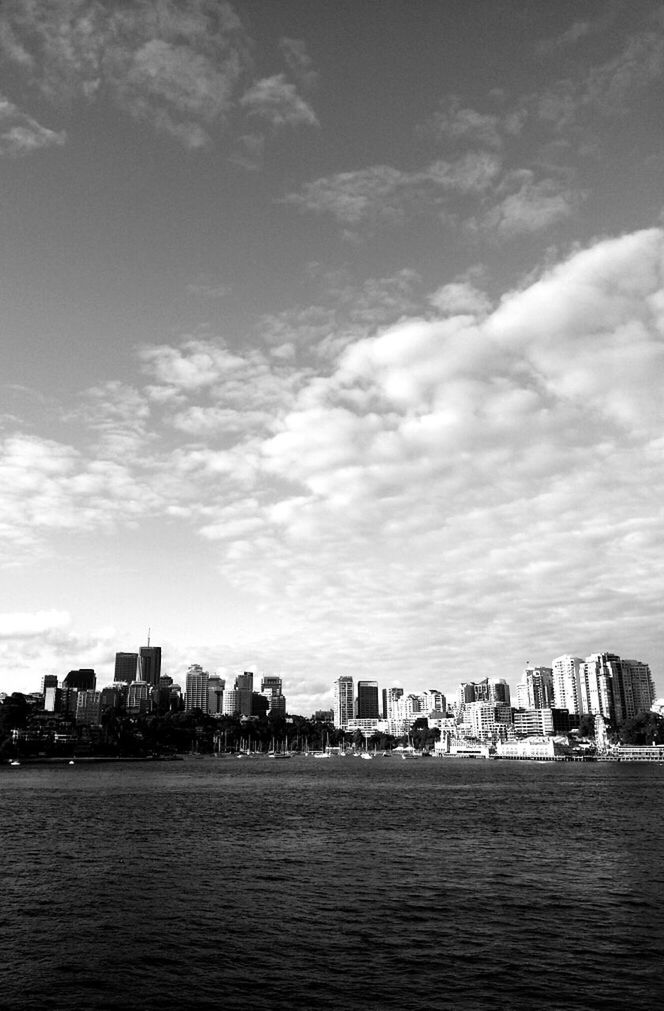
63,669,96,690
126,680,151,715
139,645,162,686
621,660,655,715
522,667,554,709
114,652,138,683
185,664,210,712
333,676,354,728
552,656,585,714
234,672,254,716
384,687,404,720
208,676,225,715
356,681,380,719
76,690,102,725
581,653,617,721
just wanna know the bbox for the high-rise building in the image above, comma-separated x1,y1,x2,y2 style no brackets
234,672,254,716
185,665,210,712
208,676,225,715
139,645,162,687
521,667,554,709
222,688,240,716
621,659,655,716
261,675,286,717
63,669,96,691
458,678,510,709
356,681,380,719
552,656,584,714
422,689,446,714
114,653,138,683
383,687,404,720
581,654,616,721
333,676,354,729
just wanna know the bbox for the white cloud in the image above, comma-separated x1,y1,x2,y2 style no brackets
0,610,71,638
0,94,65,155
240,74,318,129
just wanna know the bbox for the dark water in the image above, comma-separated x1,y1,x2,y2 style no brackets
1,757,662,1010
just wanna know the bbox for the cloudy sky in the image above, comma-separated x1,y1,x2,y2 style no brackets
1,0,663,711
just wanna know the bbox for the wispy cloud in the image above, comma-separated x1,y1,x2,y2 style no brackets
0,94,65,155
283,153,501,229
240,73,318,129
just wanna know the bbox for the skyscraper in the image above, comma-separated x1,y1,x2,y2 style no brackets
552,656,584,714
234,672,254,716
208,675,225,715
333,676,354,729
139,645,162,687
521,667,554,709
114,652,138,683
356,681,380,719
185,665,209,712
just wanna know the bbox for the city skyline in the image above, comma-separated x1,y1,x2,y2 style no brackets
1,2,664,713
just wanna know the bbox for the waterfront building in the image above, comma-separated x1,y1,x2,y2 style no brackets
139,645,162,686
208,675,225,715
464,701,512,740
356,681,380,719
497,737,568,761
333,676,354,729
552,656,585,715
185,665,210,712
42,675,59,713
63,669,96,691
75,689,102,725
513,708,569,737
114,653,138,683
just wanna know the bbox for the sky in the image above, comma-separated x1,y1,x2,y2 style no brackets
1,0,663,713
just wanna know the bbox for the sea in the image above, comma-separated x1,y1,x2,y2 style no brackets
1,757,663,1011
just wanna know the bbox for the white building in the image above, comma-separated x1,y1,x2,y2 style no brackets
185,665,210,712
552,655,584,715
333,676,354,729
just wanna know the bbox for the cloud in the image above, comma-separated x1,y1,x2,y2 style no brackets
0,94,65,155
278,36,318,91
469,171,580,239
419,96,505,150
3,229,663,693
0,609,71,638
240,73,318,129
283,153,501,228
0,0,250,147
